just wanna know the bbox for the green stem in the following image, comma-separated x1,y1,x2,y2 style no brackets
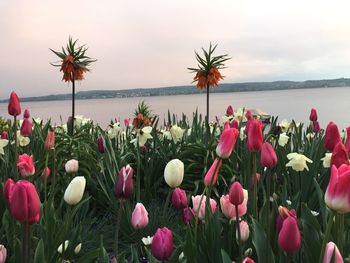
22,222,30,263
14,115,18,180
266,169,271,263
206,83,209,126
319,210,334,263
136,144,141,202
114,201,124,257
252,152,258,219
163,189,173,214
337,213,344,254
235,205,242,261
44,154,49,204
71,78,75,136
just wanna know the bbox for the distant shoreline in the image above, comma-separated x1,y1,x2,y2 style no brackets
1,78,349,103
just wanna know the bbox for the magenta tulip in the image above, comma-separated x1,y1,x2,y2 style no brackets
1,131,7,139
151,227,174,261
330,142,349,168
278,216,301,253
229,120,239,129
242,257,255,263
260,142,278,168
115,165,134,199
20,118,32,136
97,135,105,153
324,122,341,151
17,154,35,177
246,110,253,121
216,124,239,159
204,159,222,186
131,203,148,229
313,121,320,133
171,188,187,210
226,105,234,115
309,108,318,121
247,120,263,152
323,242,343,263
8,91,21,116
23,109,30,119
229,181,244,206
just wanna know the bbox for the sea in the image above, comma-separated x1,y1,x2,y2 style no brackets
1,87,350,129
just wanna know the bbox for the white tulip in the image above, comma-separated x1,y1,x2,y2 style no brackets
64,176,86,205
65,159,79,174
57,240,69,254
164,159,184,188
74,243,82,254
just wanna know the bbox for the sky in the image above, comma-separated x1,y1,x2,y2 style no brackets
1,0,350,99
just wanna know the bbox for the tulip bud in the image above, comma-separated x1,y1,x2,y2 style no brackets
3,178,15,201
20,118,32,136
1,131,8,139
330,142,349,168
44,130,55,151
164,159,184,188
57,240,69,254
247,120,263,152
124,117,130,127
8,91,21,116
74,243,82,254
246,110,253,121
260,142,278,168
278,217,301,253
151,227,174,261
309,108,318,122
242,257,255,263
0,245,7,263
229,120,239,129
115,165,134,199
23,109,30,119
9,180,41,224
41,167,50,181
131,203,149,229
182,207,194,225
236,220,250,242
203,159,222,186
313,121,320,133
216,125,239,159
229,181,244,206
65,159,79,174
226,105,234,115
64,176,86,205
324,122,341,151
345,127,350,153
17,154,35,177
171,188,187,210
97,135,105,153
323,242,343,263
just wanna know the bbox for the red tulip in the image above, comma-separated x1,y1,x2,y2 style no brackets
3,178,15,201
278,216,301,253
1,131,8,139
115,165,134,199
204,159,222,186
260,142,278,168
23,109,30,119
330,142,349,168
226,105,234,115
325,164,350,214
324,122,341,151
216,124,239,159
247,120,263,152
8,91,21,116
309,108,318,121
44,130,55,151
151,227,174,261
97,135,105,153
8,180,40,224
242,257,255,263
246,110,253,121
323,242,343,263
229,120,239,129
345,127,350,153
313,121,320,133
171,188,187,210
20,118,32,136
229,181,244,206
131,203,149,229
17,154,35,177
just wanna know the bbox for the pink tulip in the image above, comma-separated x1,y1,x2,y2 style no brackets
247,120,263,152
242,257,255,263
115,165,134,199
226,105,234,115
1,131,8,139
204,159,222,186
229,181,244,206
20,118,32,136
325,164,350,214
124,117,130,127
323,242,343,263
345,127,350,153
309,108,318,122
260,142,278,168
313,121,320,133
44,130,55,151
131,203,149,229
3,178,15,201
324,122,341,151
17,154,35,177
8,91,21,116
171,188,187,210
192,195,217,220
220,193,248,220
0,245,6,263
151,227,174,261
278,216,301,253
237,220,250,242
330,142,349,168
216,124,239,159
276,207,297,233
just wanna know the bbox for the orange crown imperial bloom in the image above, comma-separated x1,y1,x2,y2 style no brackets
193,67,223,89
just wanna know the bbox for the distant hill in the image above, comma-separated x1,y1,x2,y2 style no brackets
1,78,350,103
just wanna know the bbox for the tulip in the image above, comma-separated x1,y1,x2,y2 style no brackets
345,127,350,153
44,130,55,151
226,105,234,115
20,118,32,136
171,188,187,210
313,121,320,133
1,131,8,139
57,240,69,254
278,216,301,253
236,220,250,242
276,207,297,233
65,159,79,174
74,243,82,254
182,207,195,225
203,159,222,186
246,110,253,121
325,164,350,214
0,245,7,263
41,167,50,181
216,124,239,159
23,109,30,119
260,142,278,168
242,257,255,263
220,190,248,220
331,142,349,168
8,91,21,116
324,122,341,151
64,176,86,205
250,173,261,188
8,180,40,224
97,135,105,153
192,195,217,220
17,154,35,177
229,181,244,206
247,120,263,152
164,159,184,188
124,117,130,126
309,108,318,121
131,203,149,229
323,242,343,263
286,152,313,172
151,227,174,261
115,165,134,199
229,120,239,129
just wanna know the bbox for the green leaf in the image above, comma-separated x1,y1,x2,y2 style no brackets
221,249,232,263
34,239,46,263
251,218,275,263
